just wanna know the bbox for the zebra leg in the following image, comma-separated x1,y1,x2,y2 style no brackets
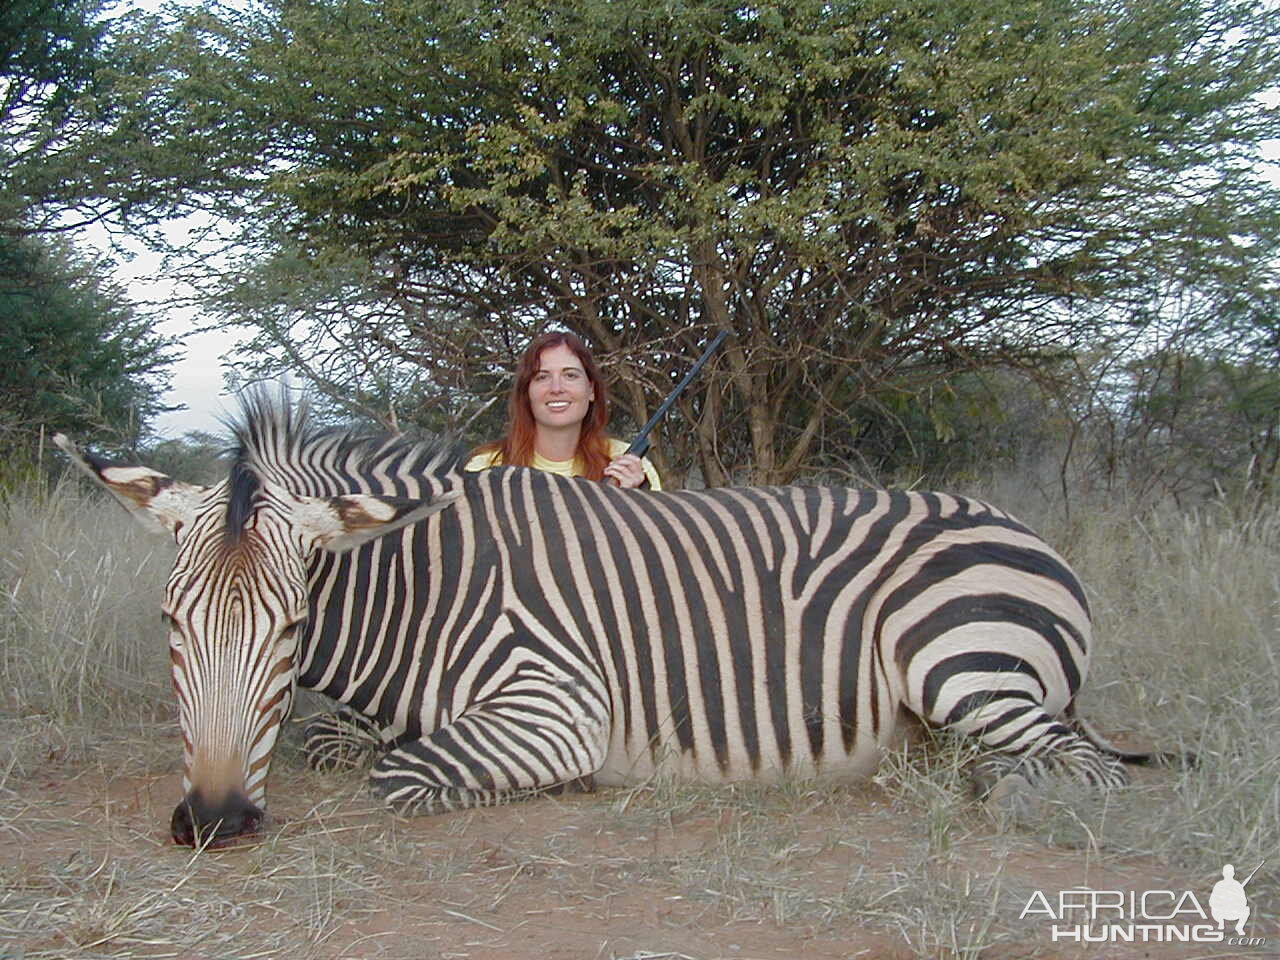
303,709,387,772
946,693,1129,793
368,679,610,814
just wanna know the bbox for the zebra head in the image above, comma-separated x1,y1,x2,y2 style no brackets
53,432,448,847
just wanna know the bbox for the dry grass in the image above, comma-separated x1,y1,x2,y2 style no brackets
978,481,1280,887
0,476,1276,958
0,479,173,734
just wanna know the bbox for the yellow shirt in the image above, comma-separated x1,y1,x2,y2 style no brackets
464,437,662,490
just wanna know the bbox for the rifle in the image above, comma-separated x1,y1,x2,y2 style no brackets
624,328,729,459
1241,860,1266,887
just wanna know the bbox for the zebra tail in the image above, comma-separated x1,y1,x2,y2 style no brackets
1065,700,1198,769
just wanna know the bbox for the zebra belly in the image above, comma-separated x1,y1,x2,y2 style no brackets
592,747,886,787
591,709,900,786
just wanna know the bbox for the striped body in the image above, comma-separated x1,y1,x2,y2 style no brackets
56,396,1130,843
299,463,1104,804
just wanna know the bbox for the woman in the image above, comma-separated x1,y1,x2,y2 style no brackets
466,331,662,489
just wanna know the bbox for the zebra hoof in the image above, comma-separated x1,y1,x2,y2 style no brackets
983,772,1045,826
544,774,596,796
366,774,421,813
303,710,382,772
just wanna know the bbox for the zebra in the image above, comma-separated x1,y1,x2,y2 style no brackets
55,392,1164,846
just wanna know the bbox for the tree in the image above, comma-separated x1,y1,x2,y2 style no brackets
0,232,173,460
0,1,178,472
141,429,229,485
2,0,113,230
209,237,504,437
110,0,1280,484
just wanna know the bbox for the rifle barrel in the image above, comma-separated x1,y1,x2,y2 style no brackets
626,329,729,458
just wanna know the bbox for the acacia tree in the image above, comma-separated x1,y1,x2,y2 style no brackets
1,0,108,229
125,0,1279,484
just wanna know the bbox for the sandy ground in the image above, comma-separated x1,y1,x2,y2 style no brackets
0,725,1273,960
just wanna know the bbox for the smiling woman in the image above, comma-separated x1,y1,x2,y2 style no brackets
466,331,662,490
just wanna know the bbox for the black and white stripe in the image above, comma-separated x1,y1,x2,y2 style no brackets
64,393,1152,838
251,407,1137,812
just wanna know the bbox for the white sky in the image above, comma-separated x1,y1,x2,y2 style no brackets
80,217,241,439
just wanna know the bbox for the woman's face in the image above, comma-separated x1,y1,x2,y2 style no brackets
528,343,595,432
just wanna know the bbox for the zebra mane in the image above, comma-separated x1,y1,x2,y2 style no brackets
225,387,465,508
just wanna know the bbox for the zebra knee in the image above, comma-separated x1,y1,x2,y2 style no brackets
367,740,597,815
366,770,536,815
367,740,499,813
369,777,457,814
303,709,383,772
368,750,444,812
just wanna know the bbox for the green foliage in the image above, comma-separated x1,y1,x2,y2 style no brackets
1,0,112,227
0,0,106,123
0,233,174,465
80,0,1280,484
1111,350,1280,499
139,429,229,485
0,2,182,480
3,0,261,230
825,368,1072,485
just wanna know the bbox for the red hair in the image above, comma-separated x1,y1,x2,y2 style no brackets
474,331,614,481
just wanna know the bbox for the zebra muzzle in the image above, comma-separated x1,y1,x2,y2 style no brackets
170,788,264,848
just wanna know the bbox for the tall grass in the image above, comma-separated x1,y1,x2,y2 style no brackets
1086,501,1279,883
965,473,1280,892
0,479,173,761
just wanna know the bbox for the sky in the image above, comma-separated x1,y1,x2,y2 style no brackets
83,219,242,439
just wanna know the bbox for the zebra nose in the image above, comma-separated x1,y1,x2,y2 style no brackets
170,789,264,847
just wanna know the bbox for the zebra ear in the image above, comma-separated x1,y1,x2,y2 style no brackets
294,491,461,554
53,434,209,537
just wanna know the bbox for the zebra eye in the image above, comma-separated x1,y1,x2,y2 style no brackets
162,614,185,648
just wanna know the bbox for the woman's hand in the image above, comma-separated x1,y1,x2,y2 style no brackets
603,453,648,489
